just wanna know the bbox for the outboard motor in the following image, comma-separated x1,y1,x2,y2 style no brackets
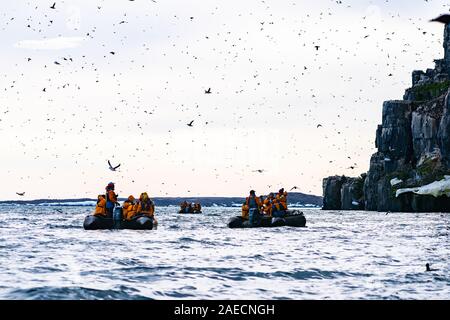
113,206,123,229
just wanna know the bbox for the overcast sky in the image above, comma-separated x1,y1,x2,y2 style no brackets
0,0,449,200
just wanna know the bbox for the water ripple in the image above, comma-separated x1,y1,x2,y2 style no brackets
0,206,448,299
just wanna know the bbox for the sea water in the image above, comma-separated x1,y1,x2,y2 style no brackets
0,206,448,299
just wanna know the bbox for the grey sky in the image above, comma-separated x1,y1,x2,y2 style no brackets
1,0,449,199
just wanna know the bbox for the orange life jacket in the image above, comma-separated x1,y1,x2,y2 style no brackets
275,192,288,210
242,203,249,219
245,195,262,208
93,197,106,216
263,197,273,215
106,190,118,203
137,199,155,216
123,201,137,220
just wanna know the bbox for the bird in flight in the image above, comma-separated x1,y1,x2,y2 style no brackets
430,14,450,24
253,169,265,173
290,186,299,191
347,166,356,170
56,209,63,213
204,88,211,94
108,160,121,171
16,192,25,196
187,120,194,127
316,124,322,128
314,45,320,51
50,2,56,9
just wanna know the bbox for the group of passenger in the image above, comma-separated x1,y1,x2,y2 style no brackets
242,188,288,224
93,182,288,225
93,182,156,222
179,201,202,213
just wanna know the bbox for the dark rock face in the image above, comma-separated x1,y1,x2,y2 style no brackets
322,176,346,210
438,93,450,167
341,177,365,210
323,23,450,212
322,175,365,210
445,24,450,74
362,90,450,211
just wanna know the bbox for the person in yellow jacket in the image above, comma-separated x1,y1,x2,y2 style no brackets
272,188,288,217
276,188,288,211
180,201,188,213
263,193,275,216
136,192,157,224
122,195,138,221
193,202,202,213
93,195,107,216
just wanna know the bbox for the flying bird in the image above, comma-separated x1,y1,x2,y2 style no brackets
187,120,194,127
314,45,320,51
430,14,450,24
290,186,299,191
16,192,25,196
108,160,121,171
316,124,322,128
50,2,56,9
56,209,63,213
252,169,265,173
204,88,211,94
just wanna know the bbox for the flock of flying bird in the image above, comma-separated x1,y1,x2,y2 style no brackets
5,2,450,198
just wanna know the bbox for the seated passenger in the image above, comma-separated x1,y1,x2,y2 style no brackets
93,195,106,216
136,192,155,217
272,188,288,217
180,201,188,213
241,202,249,219
193,202,202,213
122,195,137,221
263,193,275,216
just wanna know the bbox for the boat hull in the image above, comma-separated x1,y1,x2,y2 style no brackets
227,210,306,228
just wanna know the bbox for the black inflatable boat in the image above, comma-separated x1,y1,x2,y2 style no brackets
227,210,306,228
84,207,156,230
178,209,202,214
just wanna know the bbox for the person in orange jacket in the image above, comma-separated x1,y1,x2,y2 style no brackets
93,195,107,216
137,192,157,224
272,188,288,217
193,202,202,213
136,192,154,216
276,188,288,210
105,182,118,217
263,193,275,216
243,190,263,225
122,195,138,221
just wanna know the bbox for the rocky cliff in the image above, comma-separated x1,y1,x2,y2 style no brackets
323,23,450,212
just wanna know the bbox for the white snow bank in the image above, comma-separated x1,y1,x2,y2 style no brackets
395,175,450,198
390,178,403,186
